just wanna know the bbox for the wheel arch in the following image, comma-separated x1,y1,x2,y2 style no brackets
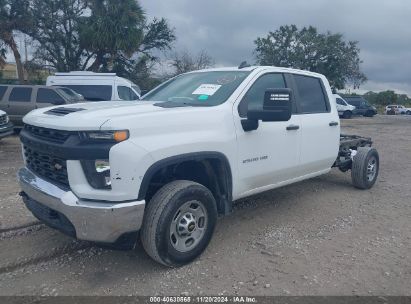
137,152,233,215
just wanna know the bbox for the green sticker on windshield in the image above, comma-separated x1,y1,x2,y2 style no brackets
198,94,209,101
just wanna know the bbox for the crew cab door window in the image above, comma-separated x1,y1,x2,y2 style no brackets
238,73,286,117
9,87,32,102
117,86,139,101
36,88,65,105
294,75,329,113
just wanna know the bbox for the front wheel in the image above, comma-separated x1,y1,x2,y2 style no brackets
351,147,379,189
342,111,352,119
141,180,217,267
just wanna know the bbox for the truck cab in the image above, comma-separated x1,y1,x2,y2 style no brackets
18,66,379,266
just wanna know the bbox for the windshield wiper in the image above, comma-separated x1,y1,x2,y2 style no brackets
153,101,212,108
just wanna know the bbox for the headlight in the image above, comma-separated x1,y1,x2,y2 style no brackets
81,159,111,189
81,130,129,142
5,115,9,124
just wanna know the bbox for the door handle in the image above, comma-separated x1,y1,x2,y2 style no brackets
329,121,339,126
286,124,300,131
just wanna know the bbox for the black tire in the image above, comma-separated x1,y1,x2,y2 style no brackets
342,111,352,119
406,111,411,115
351,147,379,189
141,180,217,267
364,110,374,117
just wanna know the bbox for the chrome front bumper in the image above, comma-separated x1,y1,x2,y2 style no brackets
18,167,145,243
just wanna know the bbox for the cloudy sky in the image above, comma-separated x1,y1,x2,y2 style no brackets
141,0,411,95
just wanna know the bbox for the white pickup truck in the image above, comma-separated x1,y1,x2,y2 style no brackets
18,66,379,266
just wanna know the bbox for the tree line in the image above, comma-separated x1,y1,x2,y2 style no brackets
1,0,407,101
0,0,176,89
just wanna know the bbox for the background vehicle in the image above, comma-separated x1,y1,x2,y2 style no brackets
0,85,83,129
0,109,13,140
343,96,377,117
47,71,141,102
385,105,411,115
334,94,355,119
19,66,379,267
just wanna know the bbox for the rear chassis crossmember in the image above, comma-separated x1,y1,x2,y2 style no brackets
333,134,373,172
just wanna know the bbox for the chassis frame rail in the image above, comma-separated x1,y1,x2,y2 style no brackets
333,134,373,172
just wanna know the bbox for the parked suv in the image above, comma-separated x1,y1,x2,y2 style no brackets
0,110,13,140
343,96,377,117
0,85,83,128
334,94,355,118
18,66,379,266
385,105,411,115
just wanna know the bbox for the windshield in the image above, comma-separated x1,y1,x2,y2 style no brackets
61,85,112,101
143,71,251,107
57,88,84,102
132,85,141,95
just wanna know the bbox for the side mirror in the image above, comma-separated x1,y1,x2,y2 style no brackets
248,88,292,122
242,88,292,131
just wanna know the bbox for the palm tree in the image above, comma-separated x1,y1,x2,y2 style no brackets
80,0,146,72
0,0,31,83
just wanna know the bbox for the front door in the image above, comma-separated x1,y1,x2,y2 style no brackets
234,73,302,198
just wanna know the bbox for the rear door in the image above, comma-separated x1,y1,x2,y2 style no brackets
7,87,35,127
292,74,339,174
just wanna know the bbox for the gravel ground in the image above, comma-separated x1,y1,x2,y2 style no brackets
0,115,410,296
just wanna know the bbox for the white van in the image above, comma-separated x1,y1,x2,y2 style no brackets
334,94,356,119
46,71,141,102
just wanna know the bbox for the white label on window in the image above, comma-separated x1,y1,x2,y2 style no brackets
192,84,221,96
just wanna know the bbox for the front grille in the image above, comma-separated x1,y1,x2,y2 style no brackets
0,114,7,126
24,146,69,187
24,124,71,143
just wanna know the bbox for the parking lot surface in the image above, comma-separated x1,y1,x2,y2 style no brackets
0,115,410,296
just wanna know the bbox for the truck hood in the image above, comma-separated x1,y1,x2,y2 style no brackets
23,101,167,130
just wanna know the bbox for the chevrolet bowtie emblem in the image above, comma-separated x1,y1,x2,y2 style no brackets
54,163,63,170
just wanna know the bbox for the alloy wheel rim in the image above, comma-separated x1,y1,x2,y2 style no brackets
366,156,377,181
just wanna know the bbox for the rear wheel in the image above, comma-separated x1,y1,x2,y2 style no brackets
406,110,411,115
342,110,352,119
351,147,379,189
141,180,217,267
